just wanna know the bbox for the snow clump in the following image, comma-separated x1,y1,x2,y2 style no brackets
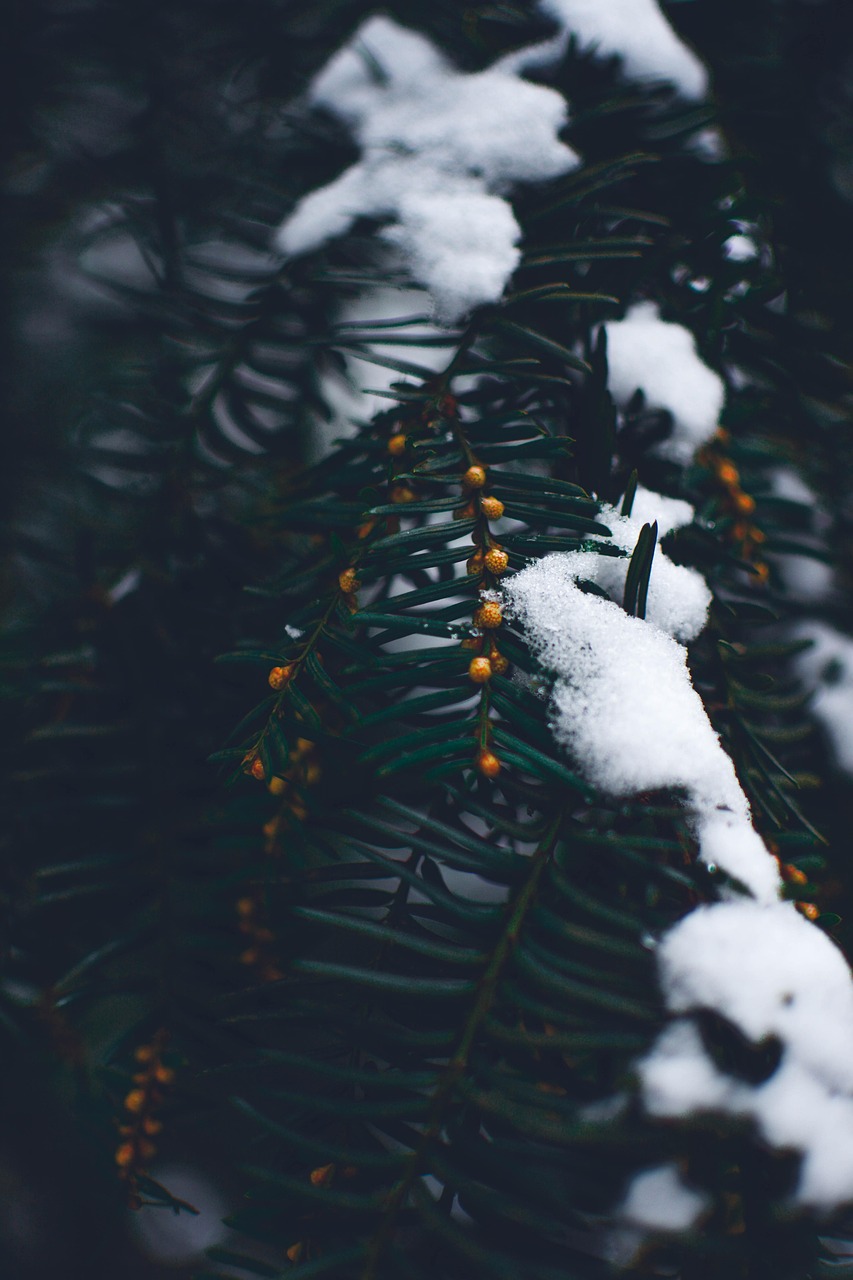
619,1163,709,1232
506,481,853,1211
641,900,853,1209
503,486,777,901
603,302,725,464
275,16,580,324
534,0,708,100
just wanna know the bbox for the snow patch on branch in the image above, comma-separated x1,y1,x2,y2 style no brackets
504,0,708,101
275,16,579,323
582,487,711,642
507,500,853,1210
502,489,778,902
542,0,707,98
603,302,725,464
641,901,853,1209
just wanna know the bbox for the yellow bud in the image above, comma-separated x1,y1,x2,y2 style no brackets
468,657,493,685
474,602,502,630
463,465,487,490
476,750,501,779
310,1163,335,1187
484,547,509,575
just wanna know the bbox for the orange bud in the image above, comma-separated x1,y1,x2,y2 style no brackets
799,902,820,921
268,664,293,691
490,651,509,676
390,485,416,504
286,1243,304,1263
124,1089,146,1114
249,757,266,781
115,1142,135,1168
463,465,487,490
734,492,756,515
134,1045,155,1064
310,1163,335,1187
484,547,509,575
268,776,286,796
387,433,408,456
154,1064,175,1085
717,461,739,486
338,568,360,594
143,1117,163,1136
468,657,493,685
460,637,481,651
466,551,484,576
476,750,501,779
474,602,502,630
480,496,505,519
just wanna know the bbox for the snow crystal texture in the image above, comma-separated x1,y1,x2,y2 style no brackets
503,487,777,902
275,16,579,323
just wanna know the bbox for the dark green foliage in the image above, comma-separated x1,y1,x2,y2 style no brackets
2,2,853,1278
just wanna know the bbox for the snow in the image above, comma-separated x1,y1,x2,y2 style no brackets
589,487,711,642
508,482,853,1209
507,0,708,100
724,233,759,262
502,492,779,903
620,1163,708,1231
603,303,725,464
275,16,579,323
639,901,853,1210
792,622,853,774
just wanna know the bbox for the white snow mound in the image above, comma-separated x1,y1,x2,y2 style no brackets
275,16,580,323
